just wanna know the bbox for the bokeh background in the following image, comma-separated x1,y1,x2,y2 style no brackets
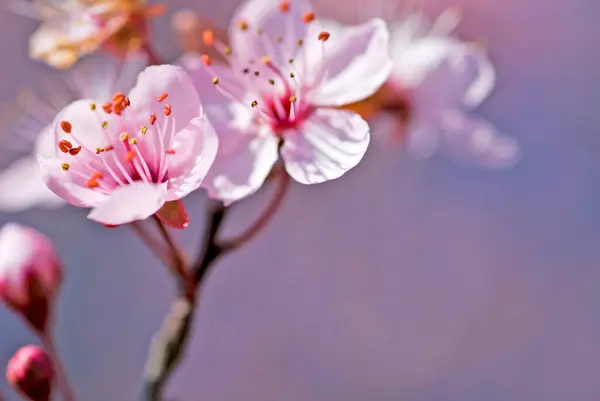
1,0,599,399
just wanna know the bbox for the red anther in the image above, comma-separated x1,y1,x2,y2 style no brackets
202,30,215,46
280,1,290,12
302,11,316,23
165,148,176,154
157,92,168,102
150,114,157,125
318,31,330,41
68,146,82,156
86,178,99,188
58,140,73,153
201,54,213,66
112,93,126,102
164,104,172,116
60,121,72,133
102,102,113,114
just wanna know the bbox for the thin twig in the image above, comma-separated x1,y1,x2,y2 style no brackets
130,222,171,266
152,217,192,298
41,335,76,401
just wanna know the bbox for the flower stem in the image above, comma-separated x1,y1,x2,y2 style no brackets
41,335,76,401
139,171,290,401
130,221,172,266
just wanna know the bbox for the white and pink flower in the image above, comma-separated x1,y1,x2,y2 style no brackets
37,65,218,227
0,53,147,212
182,0,391,204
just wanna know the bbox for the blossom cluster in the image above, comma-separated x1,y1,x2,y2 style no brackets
0,0,520,400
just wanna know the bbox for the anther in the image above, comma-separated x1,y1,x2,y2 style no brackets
129,138,137,145
60,121,72,133
104,145,114,151
61,163,69,171
201,54,213,66
58,140,72,153
91,172,103,180
69,146,82,156
124,97,131,107
268,79,275,85
165,148,176,154
157,92,168,102
141,125,148,135
302,11,316,23
318,31,330,41
150,114,157,125
164,104,172,116
102,102,113,114
297,39,303,46
212,77,220,85
290,72,295,78
112,93,126,102
279,1,290,12
289,96,297,102
261,55,271,64
237,20,248,30
251,100,259,107
90,103,97,111
101,121,108,129
275,36,282,43
124,151,136,163
254,71,260,76
95,147,104,154
202,30,214,46
224,47,232,55
119,132,130,142
288,58,294,64
86,178,99,188
242,68,250,74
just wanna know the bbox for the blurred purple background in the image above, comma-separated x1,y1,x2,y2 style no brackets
1,0,600,399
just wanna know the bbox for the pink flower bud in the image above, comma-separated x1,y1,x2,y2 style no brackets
0,224,62,334
6,345,54,401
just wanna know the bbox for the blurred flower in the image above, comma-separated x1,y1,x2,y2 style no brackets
171,9,229,61
7,0,164,69
0,224,62,334
183,0,391,205
6,345,54,401
38,65,218,227
343,6,520,168
0,53,147,212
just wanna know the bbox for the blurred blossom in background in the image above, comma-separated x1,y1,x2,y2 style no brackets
0,0,599,400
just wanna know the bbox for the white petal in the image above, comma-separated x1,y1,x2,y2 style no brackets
281,108,369,184
304,19,392,107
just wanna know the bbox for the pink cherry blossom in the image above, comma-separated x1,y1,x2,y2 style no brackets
6,345,54,401
182,0,391,204
0,53,147,212
0,224,62,334
38,64,219,226
345,6,520,168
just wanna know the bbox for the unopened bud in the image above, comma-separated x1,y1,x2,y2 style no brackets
0,224,62,334
6,345,54,401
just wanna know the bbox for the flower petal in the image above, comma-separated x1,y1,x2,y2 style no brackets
0,156,63,212
462,48,496,109
201,103,279,205
165,116,219,201
281,108,369,184
438,110,520,169
128,65,202,134
87,182,168,225
303,18,392,107
229,0,313,67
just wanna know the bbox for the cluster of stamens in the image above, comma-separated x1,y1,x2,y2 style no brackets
56,90,178,191
199,1,330,133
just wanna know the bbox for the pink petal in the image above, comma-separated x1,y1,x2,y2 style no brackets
156,200,189,229
128,65,202,135
303,18,392,107
281,108,369,184
87,182,168,226
229,0,313,68
0,156,63,212
201,103,279,205
438,110,520,169
165,116,219,201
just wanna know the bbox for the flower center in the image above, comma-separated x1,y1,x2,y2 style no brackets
56,92,178,194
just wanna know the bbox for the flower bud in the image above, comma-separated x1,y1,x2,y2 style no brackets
0,224,62,334
6,345,54,401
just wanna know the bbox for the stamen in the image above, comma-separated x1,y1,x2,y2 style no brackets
86,178,100,188
297,39,303,46
58,140,73,153
141,125,148,135
237,19,248,30
318,31,330,41
61,163,70,171
164,104,172,116
95,147,104,154
90,103,97,111
201,54,213,66
157,92,168,102
212,77,220,85
125,97,131,107
202,30,215,46
124,151,136,163
60,121,72,133
69,146,82,156
129,138,138,145
104,145,114,151
119,132,130,142
280,1,290,12
268,79,275,85
102,121,109,129
165,148,176,154
251,101,259,107
112,93,126,103
150,114,157,125
243,68,250,74
302,12,316,23
224,46,232,55
102,102,113,114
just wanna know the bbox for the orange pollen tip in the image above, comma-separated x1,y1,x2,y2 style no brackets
164,104,172,116
58,140,73,153
202,30,215,46
157,92,168,102
69,146,82,156
60,121,72,133
102,102,113,114
91,172,103,180
124,151,136,163
201,54,213,66
95,147,104,154
150,114,157,125
318,31,330,41
261,55,271,64
237,20,248,30
119,132,130,142
280,1,290,12
112,93,126,102
86,178,99,188
165,148,176,154
104,145,114,151
302,11,316,23
289,96,297,102
61,163,70,171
